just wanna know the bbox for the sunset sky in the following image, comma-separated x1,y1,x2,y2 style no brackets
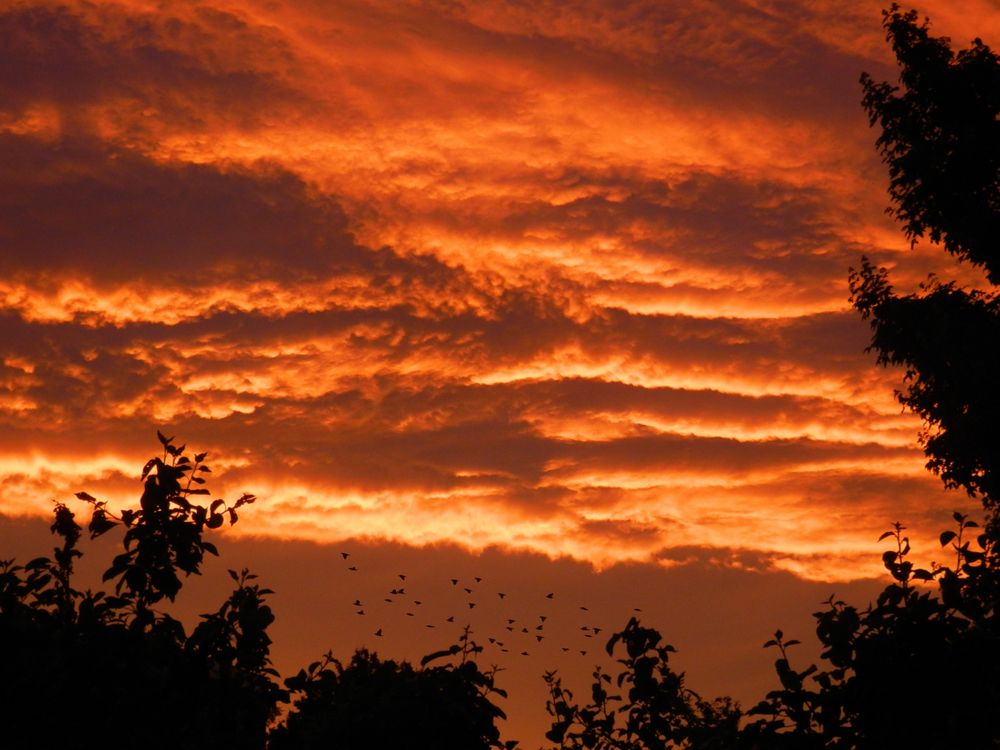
2,0,997,743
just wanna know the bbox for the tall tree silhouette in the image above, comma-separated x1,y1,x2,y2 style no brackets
852,4,1000,526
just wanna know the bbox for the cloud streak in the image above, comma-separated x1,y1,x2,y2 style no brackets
0,0,991,588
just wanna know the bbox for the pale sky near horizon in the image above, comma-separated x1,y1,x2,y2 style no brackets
1,0,996,743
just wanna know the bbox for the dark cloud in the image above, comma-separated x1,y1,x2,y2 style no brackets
0,3,309,134
0,134,362,280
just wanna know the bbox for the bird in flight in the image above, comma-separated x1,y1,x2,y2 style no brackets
375,629,383,637
398,574,406,581
340,552,350,559
451,579,459,586
348,566,358,572
546,593,554,599
475,577,483,583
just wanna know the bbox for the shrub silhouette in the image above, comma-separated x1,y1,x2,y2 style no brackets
0,434,512,750
543,618,741,750
543,516,1000,749
271,629,514,750
0,434,281,750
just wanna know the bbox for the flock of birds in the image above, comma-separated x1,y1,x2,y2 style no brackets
335,551,643,660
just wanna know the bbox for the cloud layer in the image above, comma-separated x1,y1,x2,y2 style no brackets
1,0,993,584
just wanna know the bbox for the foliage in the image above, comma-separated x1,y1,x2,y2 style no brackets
859,4,1000,282
852,6,1000,524
0,435,280,750
543,618,741,750
545,514,1000,749
0,433,513,750
744,516,1000,749
271,626,515,750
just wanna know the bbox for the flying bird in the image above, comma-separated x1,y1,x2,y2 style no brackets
468,602,476,609
498,593,506,599
348,566,358,572
536,635,544,642
398,574,406,581
375,629,383,637
475,577,483,583
546,593,554,599
353,599,362,606
340,552,350,559
356,610,365,615
580,606,589,611
451,579,459,585
463,587,473,594
446,616,454,623
539,615,547,622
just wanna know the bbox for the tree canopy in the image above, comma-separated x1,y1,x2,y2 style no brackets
852,5,1000,527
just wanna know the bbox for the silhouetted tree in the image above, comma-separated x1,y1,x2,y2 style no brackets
0,433,514,750
0,434,281,750
271,628,515,750
852,5,1000,528
543,618,741,750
